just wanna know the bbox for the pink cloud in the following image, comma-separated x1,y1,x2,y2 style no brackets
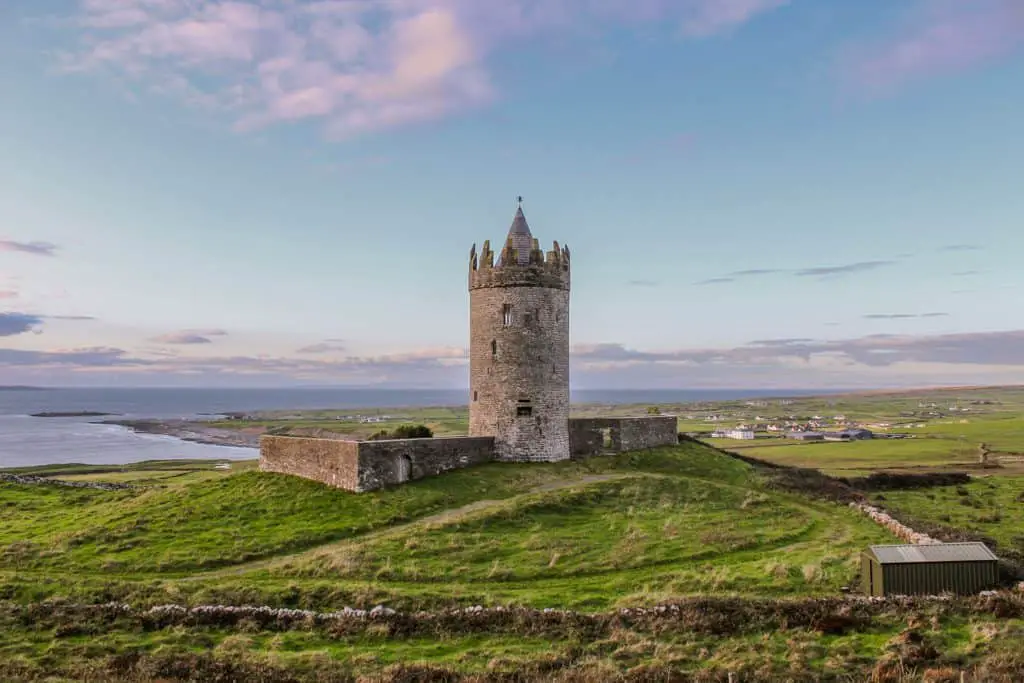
66,0,786,138
842,0,1024,95
0,290,18,300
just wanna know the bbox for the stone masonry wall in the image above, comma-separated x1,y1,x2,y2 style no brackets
618,416,679,451
469,282,571,463
259,435,361,490
259,435,494,493
356,437,495,492
568,417,678,458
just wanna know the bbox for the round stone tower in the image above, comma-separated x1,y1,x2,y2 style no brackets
468,201,571,462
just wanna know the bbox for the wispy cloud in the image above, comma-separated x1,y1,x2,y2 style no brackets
572,329,1024,369
729,268,782,277
843,0,1024,95
747,338,817,346
297,341,348,354
0,240,59,256
696,260,895,285
627,279,660,287
794,260,894,277
8,330,1024,387
151,329,228,345
0,313,44,337
680,0,791,37
61,0,788,138
0,290,18,299
0,312,95,337
864,312,949,320
939,244,983,252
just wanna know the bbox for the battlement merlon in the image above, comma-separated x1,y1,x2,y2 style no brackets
469,239,570,291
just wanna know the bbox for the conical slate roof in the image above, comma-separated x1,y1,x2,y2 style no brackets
505,206,534,265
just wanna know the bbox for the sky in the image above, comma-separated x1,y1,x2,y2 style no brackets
1,0,1024,389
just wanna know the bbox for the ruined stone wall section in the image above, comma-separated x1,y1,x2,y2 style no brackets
356,437,495,491
259,435,495,493
568,417,679,458
469,284,571,462
617,416,679,451
259,436,361,491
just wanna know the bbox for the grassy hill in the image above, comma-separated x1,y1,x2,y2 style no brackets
3,441,1023,681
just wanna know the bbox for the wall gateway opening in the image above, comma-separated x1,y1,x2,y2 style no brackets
395,455,412,483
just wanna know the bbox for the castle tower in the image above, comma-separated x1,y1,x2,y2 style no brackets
468,200,571,462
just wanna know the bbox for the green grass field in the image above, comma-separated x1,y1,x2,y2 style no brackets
7,386,1024,680
871,476,1024,553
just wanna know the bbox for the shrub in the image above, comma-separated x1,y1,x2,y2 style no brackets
367,424,434,441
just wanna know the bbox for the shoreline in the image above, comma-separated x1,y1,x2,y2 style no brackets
103,419,260,450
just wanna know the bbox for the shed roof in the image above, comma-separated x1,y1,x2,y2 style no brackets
869,542,998,564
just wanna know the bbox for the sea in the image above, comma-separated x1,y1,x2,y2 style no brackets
0,387,822,469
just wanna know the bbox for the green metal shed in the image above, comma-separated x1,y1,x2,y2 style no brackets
861,542,999,597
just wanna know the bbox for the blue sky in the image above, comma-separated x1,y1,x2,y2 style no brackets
2,0,1024,389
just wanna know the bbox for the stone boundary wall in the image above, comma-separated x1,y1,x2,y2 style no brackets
260,435,494,493
260,436,361,490
356,437,495,492
850,502,940,545
29,592,1024,638
0,473,133,491
568,416,678,458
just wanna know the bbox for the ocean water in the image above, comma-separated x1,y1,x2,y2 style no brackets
0,387,821,468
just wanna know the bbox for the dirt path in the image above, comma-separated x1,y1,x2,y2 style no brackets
186,473,638,581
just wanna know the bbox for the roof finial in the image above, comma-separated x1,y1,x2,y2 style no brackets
517,195,523,209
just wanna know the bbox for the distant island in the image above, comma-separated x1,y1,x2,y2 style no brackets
0,386,46,391
30,411,120,418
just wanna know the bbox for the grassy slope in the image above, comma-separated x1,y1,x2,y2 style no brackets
2,436,1024,678
1,443,895,612
871,476,1024,552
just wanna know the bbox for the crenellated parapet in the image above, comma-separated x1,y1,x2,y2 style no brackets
469,239,570,291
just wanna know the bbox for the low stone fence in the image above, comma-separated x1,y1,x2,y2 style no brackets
0,473,132,491
18,592,1024,639
849,502,939,545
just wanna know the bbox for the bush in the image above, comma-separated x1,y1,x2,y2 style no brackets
367,424,434,441
646,406,661,415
